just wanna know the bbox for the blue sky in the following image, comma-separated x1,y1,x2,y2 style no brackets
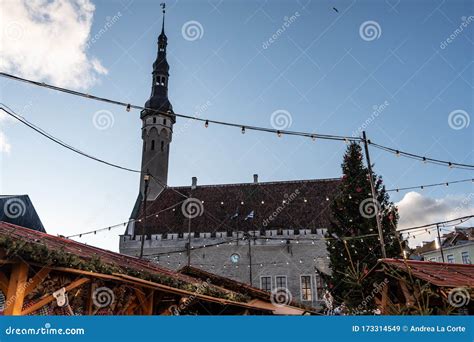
0,0,472,251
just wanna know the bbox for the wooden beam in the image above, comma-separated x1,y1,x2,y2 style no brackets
143,290,154,315
127,303,138,315
112,273,274,312
86,282,94,315
134,288,146,315
0,271,9,294
24,267,51,296
380,283,389,314
21,277,90,315
157,303,177,315
399,279,415,307
4,262,29,315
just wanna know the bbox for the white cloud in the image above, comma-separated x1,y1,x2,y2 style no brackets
0,0,107,90
396,192,474,228
396,191,474,246
0,131,11,154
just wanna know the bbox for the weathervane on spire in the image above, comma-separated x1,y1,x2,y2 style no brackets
160,3,166,34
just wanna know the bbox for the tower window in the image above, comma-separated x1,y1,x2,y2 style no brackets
151,140,155,151
160,141,164,152
153,117,156,124
163,119,167,125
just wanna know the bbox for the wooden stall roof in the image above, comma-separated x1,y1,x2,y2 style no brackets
0,222,255,305
179,266,317,314
0,221,197,282
374,258,474,288
179,265,271,301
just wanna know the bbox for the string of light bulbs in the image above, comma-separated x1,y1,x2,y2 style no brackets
0,104,190,203
0,72,359,143
65,198,187,238
369,141,474,170
2,103,470,230
397,215,473,233
1,72,472,169
385,178,473,192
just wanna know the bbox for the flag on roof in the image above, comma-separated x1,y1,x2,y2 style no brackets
245,211,254,221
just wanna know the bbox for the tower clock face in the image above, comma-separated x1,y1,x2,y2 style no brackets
230,253,240,263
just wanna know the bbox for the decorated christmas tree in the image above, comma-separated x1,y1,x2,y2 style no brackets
326,142,402,313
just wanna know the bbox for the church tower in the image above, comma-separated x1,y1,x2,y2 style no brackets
140,4,175,200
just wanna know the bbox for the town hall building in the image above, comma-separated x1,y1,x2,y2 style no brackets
119,8,340,309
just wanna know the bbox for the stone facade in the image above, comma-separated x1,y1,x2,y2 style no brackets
422,242,474,264
120,228,330,308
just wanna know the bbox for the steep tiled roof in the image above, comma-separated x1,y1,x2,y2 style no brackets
0,221,197,284
0,195,45,233
133,178,341,235
380,258,474,288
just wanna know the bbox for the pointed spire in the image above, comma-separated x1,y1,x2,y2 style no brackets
144,2,173,115
160,3,166,35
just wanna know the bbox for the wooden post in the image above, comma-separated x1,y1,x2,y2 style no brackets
0,271,9,294
143,290,154,315
4,262,29,315
86,282,95,315
380,283,389,315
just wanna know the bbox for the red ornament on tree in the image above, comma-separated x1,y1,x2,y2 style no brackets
356,187,362,193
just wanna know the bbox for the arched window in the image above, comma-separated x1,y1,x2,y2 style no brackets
151,140,155,151
161,141,164,151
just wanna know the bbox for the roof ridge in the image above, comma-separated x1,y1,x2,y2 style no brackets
169,177,341,189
